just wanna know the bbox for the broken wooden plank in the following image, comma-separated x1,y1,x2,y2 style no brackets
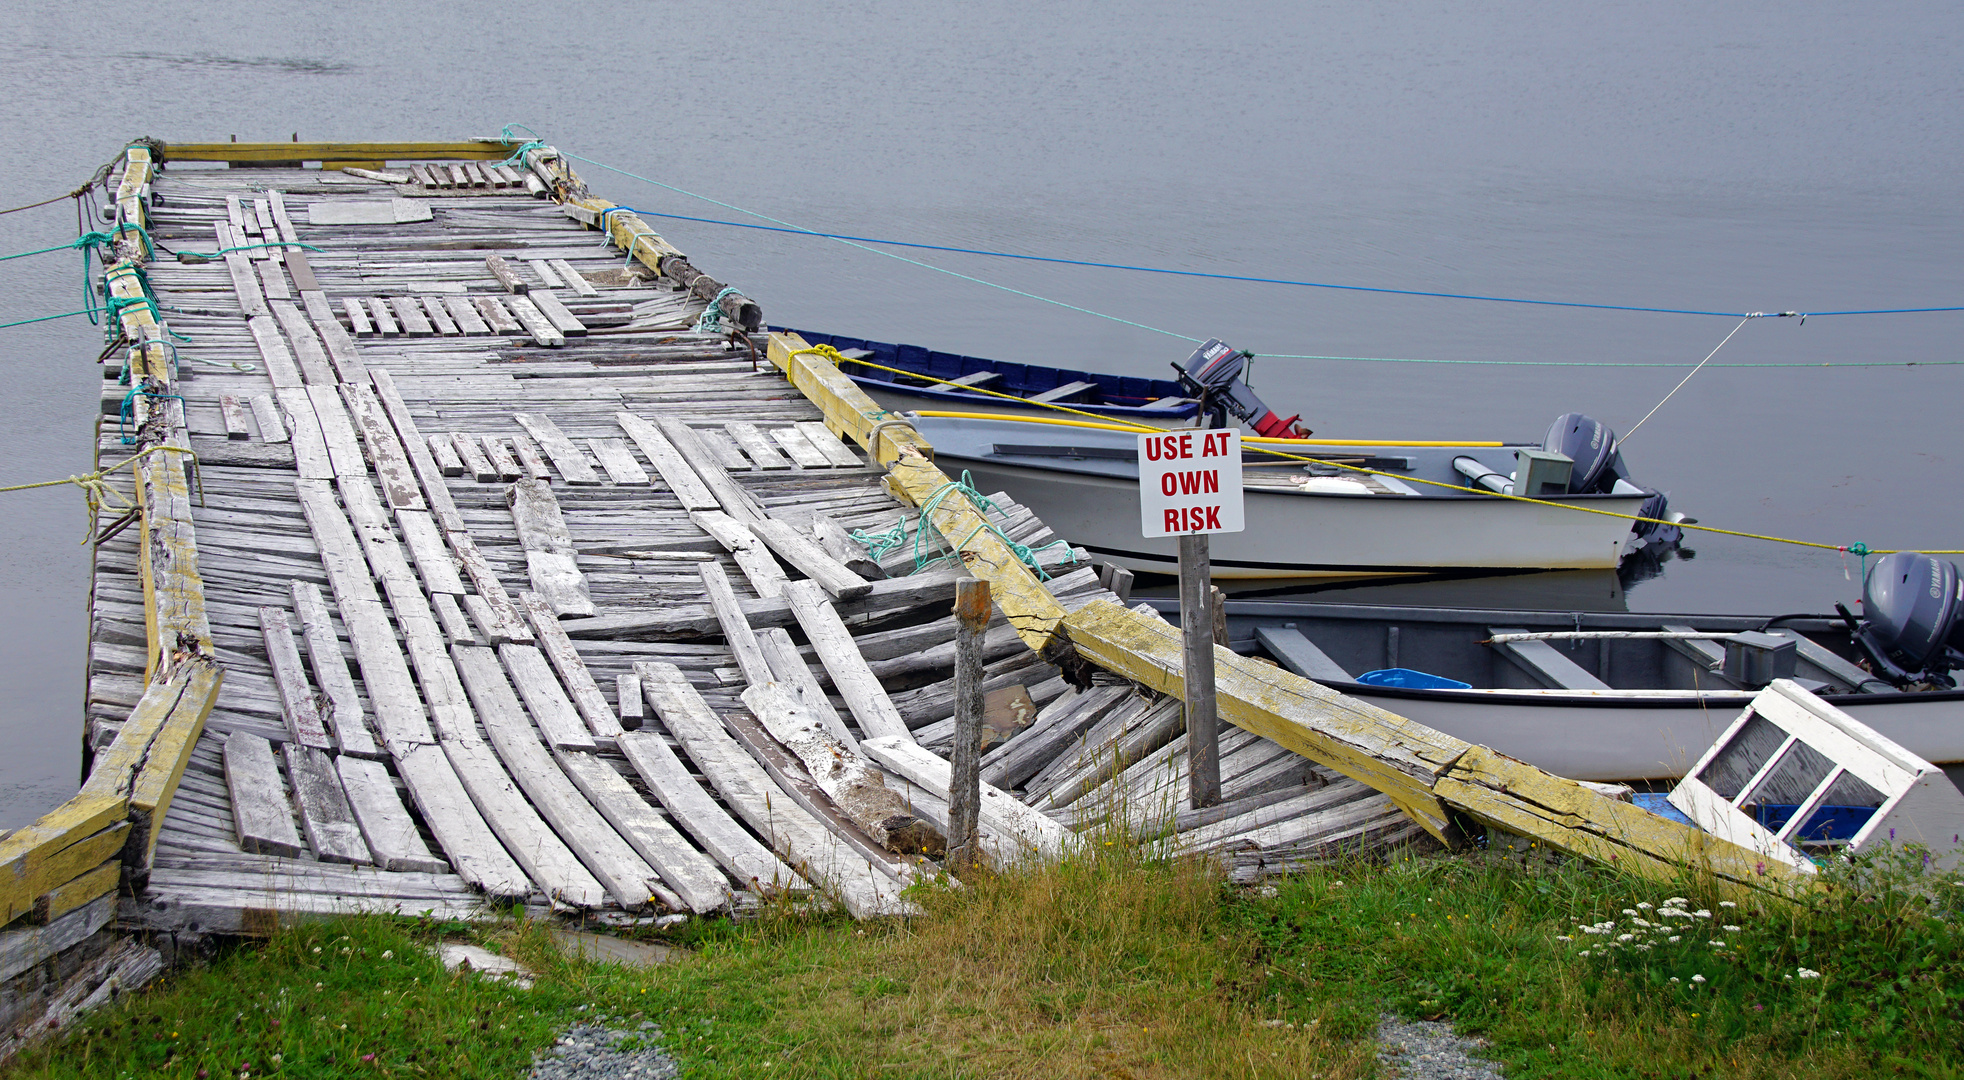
615,412,719,509
515,591,622,738
497,645,598,751
257,606,334,750
512,414,599,485
688,510,788,599
747,518,872,601
741,682,936,854
784,581,911,743
224,732,302,859
280,743,373,865
551,748,730,914
334,756,449,874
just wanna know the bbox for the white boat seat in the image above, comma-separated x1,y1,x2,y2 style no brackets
1143,396,1193,410
928,370,1001,392
1489,627,1612,691
1029,380,1097,404
1254,625,1352,683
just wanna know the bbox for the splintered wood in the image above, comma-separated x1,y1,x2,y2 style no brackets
68,142,1509,940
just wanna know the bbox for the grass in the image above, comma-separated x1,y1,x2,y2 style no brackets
8,841,1960,1079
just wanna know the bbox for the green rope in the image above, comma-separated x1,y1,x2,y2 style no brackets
691,286,743,333
175,240,324,261
497,123,547,169
0,309,92,330
850,470,1077,580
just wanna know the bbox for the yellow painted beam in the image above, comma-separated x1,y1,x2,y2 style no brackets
34,861,121,925
0,822,128,926
112,148,152,260
158,140,512,163
1063,599,1465,842
563,197,685,277
0,798,127,927
80,667,192,800
1435,746,1815,896
767,332,934,464
125,661,222,869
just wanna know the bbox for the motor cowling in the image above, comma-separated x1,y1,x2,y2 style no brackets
1542,412,1627,493
1854,552,1964,687
1176,339,1308,438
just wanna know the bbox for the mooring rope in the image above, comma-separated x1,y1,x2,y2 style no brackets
1621,316,1753,442
0,445,202,542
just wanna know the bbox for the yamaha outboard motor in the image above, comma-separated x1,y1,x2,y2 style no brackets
1852,552,1964,687
1542,413,1678,543
1175,340,1309,438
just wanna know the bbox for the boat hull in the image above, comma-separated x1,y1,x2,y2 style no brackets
1340,685,1964,782
941,454,1647,579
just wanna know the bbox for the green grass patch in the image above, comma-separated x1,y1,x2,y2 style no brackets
9,843,1960,1079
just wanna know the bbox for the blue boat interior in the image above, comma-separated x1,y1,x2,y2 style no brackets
782,328,1197,418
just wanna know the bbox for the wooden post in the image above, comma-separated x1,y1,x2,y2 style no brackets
1182,535,1221,808
948,578,991,871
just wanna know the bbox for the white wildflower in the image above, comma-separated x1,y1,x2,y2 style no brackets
1631,918,1652,928
1555,935,1573,942
1691,974,1706,983
1718,900,1737,908
1669,936,1682,943
381,950,394,960
1693,910,1712,919
1722,925,1741,932
1797,967,1821,980
1709,940,1726,948
1618,933,1636,942
1637,902,1654,910
1622,909,1639,917
1668,976,1681,983
1578,950,1590,957
1666,896,1688,905
1634,943,1652,951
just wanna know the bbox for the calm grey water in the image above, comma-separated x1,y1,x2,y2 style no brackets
2,2,1959,825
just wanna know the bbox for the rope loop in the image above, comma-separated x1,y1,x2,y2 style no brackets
691,286,743,333
0,444,200,543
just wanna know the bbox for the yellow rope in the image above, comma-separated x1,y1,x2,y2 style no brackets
0,445,202,543
808,347,1963,557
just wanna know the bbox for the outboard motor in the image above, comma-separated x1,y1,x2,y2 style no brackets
1851,552,1964,688
1175,340,1310,438
1543,413,1627,494
1543,412,1679,544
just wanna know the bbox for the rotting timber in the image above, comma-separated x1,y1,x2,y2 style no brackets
0,135,1812,1057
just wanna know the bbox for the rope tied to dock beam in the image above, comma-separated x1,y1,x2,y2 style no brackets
691,286,743,334
860,470,1077,581
0,445,201,542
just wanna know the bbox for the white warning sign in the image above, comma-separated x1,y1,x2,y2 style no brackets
1138,429,1245,538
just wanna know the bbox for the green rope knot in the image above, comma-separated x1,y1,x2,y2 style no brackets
692,286,743,333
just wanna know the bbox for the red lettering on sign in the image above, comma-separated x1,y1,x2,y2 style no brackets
1160,474,1177,497
1163,509,1181,531
1204,506,1221,530
1177,433,1192,459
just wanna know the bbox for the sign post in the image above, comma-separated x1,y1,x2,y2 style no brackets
1138,426,1244,808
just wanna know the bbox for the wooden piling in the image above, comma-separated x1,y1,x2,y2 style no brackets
949,578,991,872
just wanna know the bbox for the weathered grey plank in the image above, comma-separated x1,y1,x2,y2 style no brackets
615,412,719,509
224,732,302,858
290,580,380,759
281,743,373,865
512,414,599,484
497,644,598,751
784,581,912,743
335,755,449,874
516,591,622,737
392,743,531,898
747,518,872,601
257,606,333,750
450,647,655,909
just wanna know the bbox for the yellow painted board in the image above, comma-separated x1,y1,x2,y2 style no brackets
1062,599,1465,841
79,670,191,800
1437,746,1817,896
126,662,223,866
33,861,121,925
767,333,935,464
0,799,127,926
158,141,512,163
113,148,152,259
2,822,129,925
562,198,685,272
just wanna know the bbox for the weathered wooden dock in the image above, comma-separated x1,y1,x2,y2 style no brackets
0,136,1814,1055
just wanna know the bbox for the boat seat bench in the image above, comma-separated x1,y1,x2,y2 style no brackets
928,370,1002,393
1029,380,1097,404
1489,627,1612,691
1254,625,1352,684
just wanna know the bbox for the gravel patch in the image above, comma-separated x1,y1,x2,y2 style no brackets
1375,1014,1503,1080
529,1021,680,1080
